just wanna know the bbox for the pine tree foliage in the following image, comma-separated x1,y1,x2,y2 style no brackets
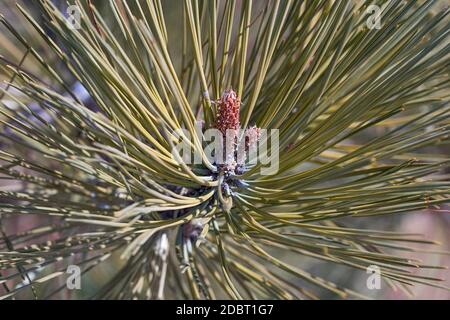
0,0,449,299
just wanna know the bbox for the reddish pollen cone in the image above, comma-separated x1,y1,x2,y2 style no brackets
215,89,240,135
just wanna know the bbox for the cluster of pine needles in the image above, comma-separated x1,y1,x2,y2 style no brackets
0,0,449,299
